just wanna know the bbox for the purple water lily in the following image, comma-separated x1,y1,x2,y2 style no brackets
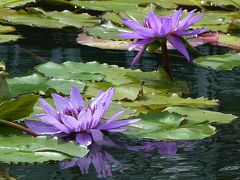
25,86,140,146
119,9,208,65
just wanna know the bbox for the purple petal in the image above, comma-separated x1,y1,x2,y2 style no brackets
122,18,144,31
185,14,204,28
131,46,147,65
175,29,208,36
147,12,161,30
61,115,78,131
76,133,92,146
128,37,156,51
167,35,190,61
161,18,172,34
118,32,144,39
77,109,93,131
90,129,104,142
39,99,57,117
70,86,85,110
91,103,105,127
135,27,155,38
36,114,70,133
98,110,125,129
171,9,183,30
177,9,198,30
51,93,70,113
25,120,61,134
107,128,127,133
100,118,141,130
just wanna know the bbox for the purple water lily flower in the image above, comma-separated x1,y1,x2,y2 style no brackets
25,86,140,146
119,9,208,65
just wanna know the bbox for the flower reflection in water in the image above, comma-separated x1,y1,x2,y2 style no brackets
128,141,195,157
60,143,121,178
60,139,195,178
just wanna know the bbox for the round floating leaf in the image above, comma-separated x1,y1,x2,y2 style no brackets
47,78,86,94
36,62,105,81
124,111,216,141
194,53,240,71
140,124,216,141
0,73,10,103
0,136,88,163
123,93,218,111
0,8,99,29
0,94,38,121
71,0,176,11
0,0,35,8
0,25,16,33
0,34,22,43
7,73,48,97
165,106,237,125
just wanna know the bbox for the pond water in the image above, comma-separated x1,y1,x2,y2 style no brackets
1,28,240,179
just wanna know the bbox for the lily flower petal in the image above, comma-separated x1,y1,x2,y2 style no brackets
25,120,61,134
128,37,155,51
76,133,92,146
167,35,190,61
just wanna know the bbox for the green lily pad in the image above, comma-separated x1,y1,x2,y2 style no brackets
0,0,35,8
194,53,240,70
165,106,237,125
124,111,216,140
47,78,86,94
0,73,10,103
37,62,105,81
0,34,21,43
123,93,218,111
0,94,38,121
85,21,131,41
217,34,240,48
7,73,48,97
0,8,99,29
71,0,177,11
0,24,16,33
0,136,88,163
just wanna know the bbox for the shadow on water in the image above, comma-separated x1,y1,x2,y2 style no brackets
1,27,240,179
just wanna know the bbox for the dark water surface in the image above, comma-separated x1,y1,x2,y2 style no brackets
1,28,240,179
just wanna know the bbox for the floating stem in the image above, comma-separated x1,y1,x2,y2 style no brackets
0,119,37,137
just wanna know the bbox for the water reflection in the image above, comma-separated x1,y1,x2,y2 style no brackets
59,138,195,178
60,143,121,178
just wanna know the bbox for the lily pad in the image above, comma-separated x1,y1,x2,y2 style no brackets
7,73,48,97
0,73,10,103
0,8,99,29
47,78,86,94
194,53,240,70
0,136,88,163
0,0,35,8
124,111,216,141
0,94,38,121
165,106,237,125
123,93,218,111
37,62,105,81
71,0,177,11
